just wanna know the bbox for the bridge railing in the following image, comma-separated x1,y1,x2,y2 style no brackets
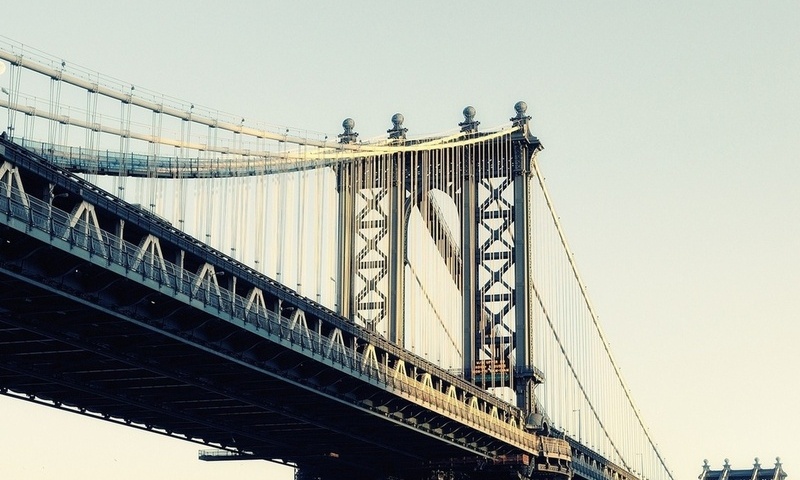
2,187,545,456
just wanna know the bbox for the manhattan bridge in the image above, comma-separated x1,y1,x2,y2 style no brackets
0,39,671,480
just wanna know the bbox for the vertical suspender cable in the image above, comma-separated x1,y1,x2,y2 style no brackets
314,167,324,303
48,74,62,145
5,61,21,137
296,167,305,294
276,169,287,283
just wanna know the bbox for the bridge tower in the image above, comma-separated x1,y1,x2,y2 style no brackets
461,102,545,416
699,458,787,480
334,103,545,417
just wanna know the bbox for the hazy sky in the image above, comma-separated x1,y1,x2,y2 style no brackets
1,2,799,480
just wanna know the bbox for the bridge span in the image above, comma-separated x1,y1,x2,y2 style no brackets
0,135,634,480
0,38,675,480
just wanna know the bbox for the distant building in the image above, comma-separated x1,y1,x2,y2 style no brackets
699,458,787,480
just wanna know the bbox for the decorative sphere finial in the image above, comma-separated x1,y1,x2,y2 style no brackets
338,117,358,144
391,113,404,127
463,106,476,120
459,105,480,133
387,113,407,139
511,100,532,127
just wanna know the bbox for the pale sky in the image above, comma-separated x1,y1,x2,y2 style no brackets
1,2,799,480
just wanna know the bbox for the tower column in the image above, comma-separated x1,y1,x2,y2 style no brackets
510,101,543,413
335,118,358,318
460,106,479,378
387,150,406,345
461,153,478,378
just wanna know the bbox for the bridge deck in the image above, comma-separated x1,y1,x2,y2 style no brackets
0,221,521,478
0,136,576,480
0,136,643,480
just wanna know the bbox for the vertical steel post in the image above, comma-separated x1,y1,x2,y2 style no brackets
336,168,353,318
335,119,358,319
382,114,408,344
460,153,477,379
335,164,353,318
510,101,543,413
512,137,534,411
459,107,480,381
387,151,406,345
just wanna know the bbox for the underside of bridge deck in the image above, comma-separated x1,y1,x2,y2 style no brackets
0,222,570,480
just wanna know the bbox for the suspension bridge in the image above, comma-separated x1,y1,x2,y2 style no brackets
0,39,672,480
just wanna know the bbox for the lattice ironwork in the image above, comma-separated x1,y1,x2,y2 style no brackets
352,187,389,330
475,176,517,379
